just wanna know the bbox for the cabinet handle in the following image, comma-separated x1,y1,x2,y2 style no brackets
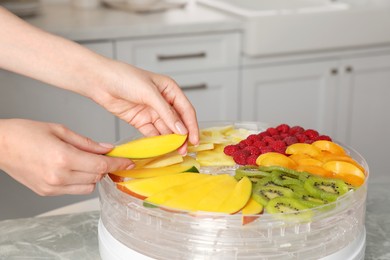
157,52,206,61
180,83,207,90
330,68,338,75
345,66,353,73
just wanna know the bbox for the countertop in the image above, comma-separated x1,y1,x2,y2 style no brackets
24,3,242,41
0,182,389,260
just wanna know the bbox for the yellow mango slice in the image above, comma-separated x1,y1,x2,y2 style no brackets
241,197,264,225
161,174,233,211
187,143,214,153
256,152,297,169
323,161,366,187
312,140,346,155
116,172,203,199
111,156,199,179
217,176,252,214
144,175,215,206
106,134,187,159
285,143,322,157
143,152,183,168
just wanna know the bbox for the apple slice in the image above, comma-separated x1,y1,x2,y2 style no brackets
217,176,252,214
116,172,203,200
106,133,187,159
110,156,199,179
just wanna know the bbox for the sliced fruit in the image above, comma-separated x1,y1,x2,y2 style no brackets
296,157,323,167
111,156,199,179
322,161,366,187
161,174,233,211
116,172,203,199
296,165,334,178
252,184,294,206
256,152,297,169
312,140,346,155
217,176,252,214
289,153,311,163
143,152,183,168
285,143,322,157
196,146,235,166
304,176,349,202
266,197,312,221
318,154,365,173
106,133,187,159
271,170,303,186
241,197,264,225
187,143,214,153
234,166,270,181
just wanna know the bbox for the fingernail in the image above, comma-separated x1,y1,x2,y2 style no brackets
126,163,135,170
175,121,187,135
99,142,114,149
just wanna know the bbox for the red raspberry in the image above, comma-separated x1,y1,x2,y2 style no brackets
304,129,319,140
258,132,270,139
284,136,299,146
246,155,258,166
315,135,332,141
233,150,250,165
295,133,308,143
253,140,267,149
238,140,247,149
247,134,259,142
270,140,287,154
223,144,239,156
280,133,289,139
244,139,254,146
272,134,282,141
289,126,305,135
305,139,314,144
263,136,275,145
276,124,290,134
244,146,261,157
260,146,275,154
266,127,279,136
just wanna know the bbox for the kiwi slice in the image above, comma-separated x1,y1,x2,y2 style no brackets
271,170,303,187
286,184,326,208
252,184,294,206
304,176,349,202
256,176,279,187
266,197,312,221
235,166,270,181
258,165,309,182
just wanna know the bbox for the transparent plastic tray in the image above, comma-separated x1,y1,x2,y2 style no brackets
99,122,368,260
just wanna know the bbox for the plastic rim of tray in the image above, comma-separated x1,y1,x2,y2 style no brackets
99,121,369,260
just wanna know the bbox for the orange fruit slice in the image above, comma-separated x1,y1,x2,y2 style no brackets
285,143,322,157
312,140,346,155
322,161,366,187
256,152,297,169
296,157,323,167
288,153,311,163
296,165,334,178
318,154,365,173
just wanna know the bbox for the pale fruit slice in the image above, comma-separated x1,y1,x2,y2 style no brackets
285,143,322,157
241,197,264,225
196,145,235,166
106,134,187,159
143,152,183,168
144,175,215,206
161,174,234,211
187,143,214,153
116,172,203,200
256,152,297,169
217,176,252,214
312,140,346,155
201,125,234,136
111,156,199,179
323,161,366,187
196,177,237,212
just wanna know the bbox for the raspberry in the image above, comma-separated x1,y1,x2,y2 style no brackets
247,134,259,142
223,144,239,156
304,129,319,140
289,126,305,135
244,139,254,146
233,150,250,165
280,133,289,139
305,139,314,144
260,146,275,154
266,127,279,136
270,140,286,154
284,136,298,146
238,140,247,149
276,124,290,134
246,155,258,166
258,132,270,139
315,135,332,141
295,133,308,143
253,140,267,148
263,136,275,145
272,134,282,141
244,146,261,157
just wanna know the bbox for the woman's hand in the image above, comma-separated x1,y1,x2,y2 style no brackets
0,119,133,196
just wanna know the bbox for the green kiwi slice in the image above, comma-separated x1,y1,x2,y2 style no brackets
271,170,303,186
256,176,279,187
266,197,312,221
304,176,349,202
252,184,294,206
286,184,326,208
258,165,309,182
234,166,270,181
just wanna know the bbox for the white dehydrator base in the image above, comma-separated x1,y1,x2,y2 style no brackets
98,219,366,260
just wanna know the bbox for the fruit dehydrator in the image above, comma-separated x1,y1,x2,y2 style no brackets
98,122,368,260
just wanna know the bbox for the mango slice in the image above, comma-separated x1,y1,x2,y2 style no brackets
116,172,202,199
111,156,199,179
285,143,322,157
256,152,297,169
143,152,183,168
106,134,187,159
312,140,346,155
217,176,252,214
323,161,366,186
241,197,264,225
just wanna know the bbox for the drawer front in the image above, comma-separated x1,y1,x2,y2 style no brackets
115,33,240,74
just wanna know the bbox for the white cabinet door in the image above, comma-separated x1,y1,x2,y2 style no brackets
118,69,240,140
337,54,390,183
0,41,116,143
241,60,339,135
